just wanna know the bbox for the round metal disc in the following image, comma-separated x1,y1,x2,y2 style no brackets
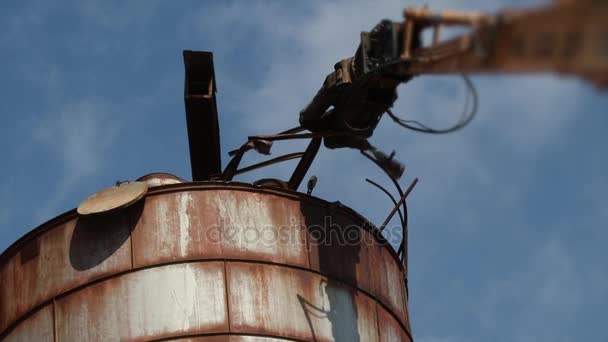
77,182,148,215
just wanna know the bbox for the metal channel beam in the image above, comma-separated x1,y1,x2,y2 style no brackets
183,50,222,181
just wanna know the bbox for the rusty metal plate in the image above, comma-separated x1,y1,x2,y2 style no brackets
0,209,134,334
77,181,148,215
131,191,222,267
377,304,411,342
306,206,369,286
214,191,309,268
55,262,228,341
226,262,378,342
132,190,309,269
305,207,408,327
183,50,222,181
2,304,54,342
376,244,409,327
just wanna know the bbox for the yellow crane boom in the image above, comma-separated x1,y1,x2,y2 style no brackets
400,1,608,87
296,1,607,151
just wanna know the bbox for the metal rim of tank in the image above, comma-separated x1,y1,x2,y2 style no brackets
0,180,403,269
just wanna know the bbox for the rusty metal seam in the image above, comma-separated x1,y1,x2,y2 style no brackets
1,258,409,338
0,209,78,268
377,303,414,342
223,260,231,333
52,299,57,342
150,331,310,342
394,251,410,335
304,218,313,271
129,204,135,270
404,290,414,337
375,302,382,342
129,235,135,269
0,300,53,340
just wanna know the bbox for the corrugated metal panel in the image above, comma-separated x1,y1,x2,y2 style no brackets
2,304,54,342
227,262,378,342
0,209,133,333
55,262,228,341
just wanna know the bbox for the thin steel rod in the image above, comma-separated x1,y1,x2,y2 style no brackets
234,152,305,176
379,178,418,232
227,127,303,156
360,149,409,267
248,131,355,142
365,178,405,230
222,145,248,181
249,133,318,141
288,137,322,191
279,126,306,134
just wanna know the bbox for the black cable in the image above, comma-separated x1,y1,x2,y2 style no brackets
386,74,478,134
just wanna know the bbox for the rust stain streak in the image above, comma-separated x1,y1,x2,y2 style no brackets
224,261,232,333
52,299,57,342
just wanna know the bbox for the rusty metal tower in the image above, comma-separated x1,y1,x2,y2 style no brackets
0,51,412,341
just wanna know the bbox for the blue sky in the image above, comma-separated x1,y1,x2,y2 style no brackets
1,1,607,341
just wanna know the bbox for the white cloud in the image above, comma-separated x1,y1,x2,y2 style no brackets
31,98,121,220
74,0,162,30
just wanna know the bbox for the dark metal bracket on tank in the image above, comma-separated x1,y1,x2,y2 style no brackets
219,126,323,191
219,126,365,187
183,50,222,181
221,127,406,186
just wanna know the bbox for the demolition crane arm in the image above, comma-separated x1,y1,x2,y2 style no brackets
224,1,608,186
299,0,608,144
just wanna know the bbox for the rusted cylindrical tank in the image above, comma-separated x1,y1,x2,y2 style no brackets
0,173,411,341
